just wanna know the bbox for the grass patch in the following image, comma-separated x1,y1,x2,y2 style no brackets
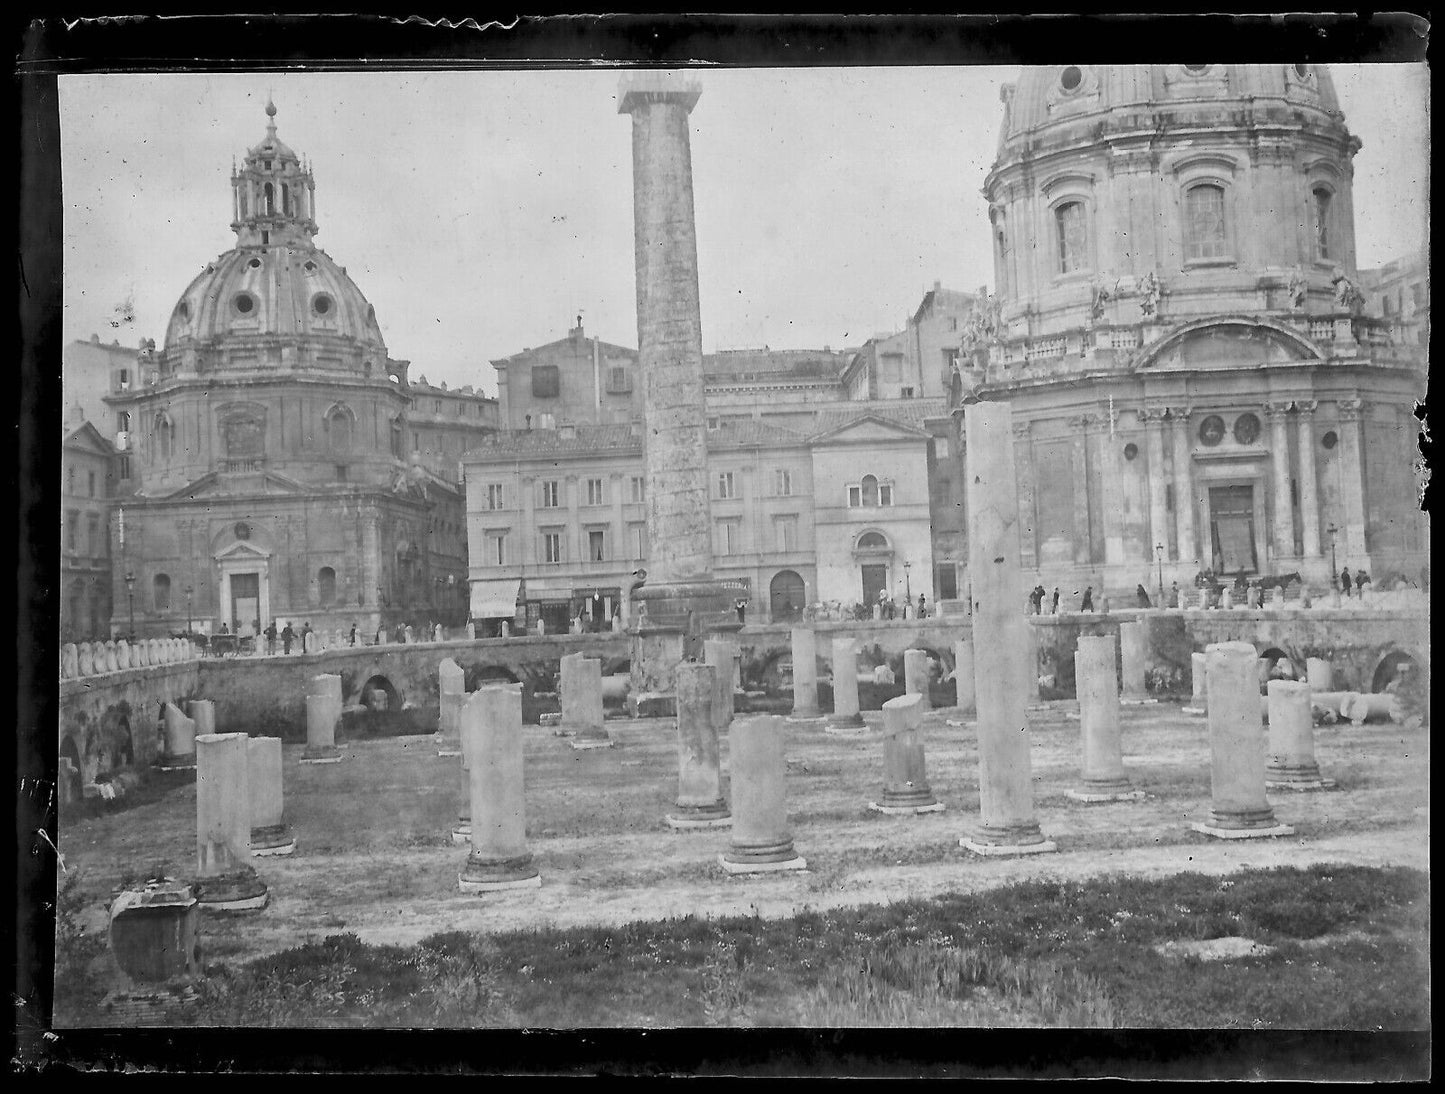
132,863,1429,1029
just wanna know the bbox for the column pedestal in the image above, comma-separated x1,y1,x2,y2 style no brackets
159,703,197,770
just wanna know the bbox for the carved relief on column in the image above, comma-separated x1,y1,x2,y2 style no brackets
1264,402,1297,559
1011,418,1037,570
1294,400,1322,558
1165,406,1197,566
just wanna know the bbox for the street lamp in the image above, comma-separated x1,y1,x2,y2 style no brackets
904,560,912,609
184,583,194,635
124,570,136,641
1326,523,1339,582
1155,542,1165,604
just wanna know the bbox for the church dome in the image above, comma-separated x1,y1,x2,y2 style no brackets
164,244,387,355
997,64,1343,153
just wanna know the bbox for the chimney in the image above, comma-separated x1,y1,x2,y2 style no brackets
933,280,941,293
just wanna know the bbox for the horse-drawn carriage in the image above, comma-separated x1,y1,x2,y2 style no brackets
1193,570,1301,606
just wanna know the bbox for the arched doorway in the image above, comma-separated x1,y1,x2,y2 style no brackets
769,570,805,622
359,675,401,712
853,529,893,608
1372,650,1421,694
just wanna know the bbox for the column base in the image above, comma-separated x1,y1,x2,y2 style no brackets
1265,771,1335,791
193,867,270,912
1121,697,1159,706
1190,820,1295,839
1181,706,1207,716
451,822,471,845
250,825,296,856
1066,786,1146,803
869,799,946,815
718,851,807,874
825,712,866,733
943,717,975,728
785,711,824,723
458,853,540,893
156,755,196,772
299,748,344,764
961,836,1058,857
665,803,732,829
570,734,615,750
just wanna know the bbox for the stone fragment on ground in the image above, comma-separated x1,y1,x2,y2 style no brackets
1153,936,1276,961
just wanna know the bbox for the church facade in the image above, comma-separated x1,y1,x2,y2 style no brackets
952,63,1427,601
104,103,467,639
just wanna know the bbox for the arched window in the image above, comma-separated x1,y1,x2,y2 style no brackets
281,183,291,216
857,531,888,550
1312,187,1333,260
238,187,249,218
1183,183,1228,261
153,573,171,612
1056,201,1087,274
223,416,264,459
325,405,353,453
154,412,175,459
317,566,336,607
264,182,275,216
117,412,131,431
861,474,879,507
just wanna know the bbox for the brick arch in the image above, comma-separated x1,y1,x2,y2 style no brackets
1370,646,1427,695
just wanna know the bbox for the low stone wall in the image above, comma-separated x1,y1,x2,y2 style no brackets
59,660,201,788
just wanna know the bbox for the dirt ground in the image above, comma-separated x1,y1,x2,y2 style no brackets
56,699,1429,986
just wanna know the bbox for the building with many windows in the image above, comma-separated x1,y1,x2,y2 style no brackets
60,411,117,642
954,63,1427,599
102,101,467,638
1360,249,1429,353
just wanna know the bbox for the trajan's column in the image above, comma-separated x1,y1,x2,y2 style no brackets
619,73,741,710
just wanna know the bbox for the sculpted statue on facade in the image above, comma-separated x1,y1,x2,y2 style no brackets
1331,267,1364,313
1138,271,1162,318
1286,268,1307,309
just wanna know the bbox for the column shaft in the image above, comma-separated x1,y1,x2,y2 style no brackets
1267,405,1295,559
1171,411,1197,566
1296,403,1322,558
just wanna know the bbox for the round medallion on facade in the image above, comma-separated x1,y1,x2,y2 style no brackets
1233,412,1262,445
1123,442,1139,461
1321,430,1339,450
1060,66,1083,92
1198,415,1226,446
234,292,256,315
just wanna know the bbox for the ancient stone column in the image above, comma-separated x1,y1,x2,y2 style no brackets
825,637,866,733
561,652,612,749
1306,657,1333,692
1118,621,1149,701
1265,680,1332,790
952,637,976,717
619,73,741,710
786,626,822,720
666,662,730,828
960,399,1054,855
1024,623,1041,704
194,732,268,911
301,678,343,764
247,736,296,855
453,684,515,846
719,715,806,873
903,649,932,712
1191,641,1294,838
1067,638,1143,802
160,703,197,769
436,657,466,757
1184,651,1208,715
458,685,541,892
703,638,737,731
869,693,943,814
188,699,216,738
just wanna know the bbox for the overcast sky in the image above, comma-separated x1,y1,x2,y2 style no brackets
60,65,1428,396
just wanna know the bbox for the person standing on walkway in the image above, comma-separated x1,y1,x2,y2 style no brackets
1051,587,1060,614
1081,586,1095,612
349,623,358,647
264,620,277,655
1354,568,1371,597
281,622,294,655
1168,581,1180,608
1136,583,1152,608
1340,568,1352,598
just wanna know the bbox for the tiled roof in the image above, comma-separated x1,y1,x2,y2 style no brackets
703,348,854,381
461,424,643,460
807,399,949,437
707,419,809,448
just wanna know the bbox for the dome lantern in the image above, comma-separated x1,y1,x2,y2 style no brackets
231,99,318,249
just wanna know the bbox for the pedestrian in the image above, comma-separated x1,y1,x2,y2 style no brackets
1051,587,1060,614
877,587,889,619
349,623,357,647
376,623,385,645
1340,568,1352,598
735,597,747,624
917,593,927,618
301,621,312,651
264,620,277,655
1081,586,1094,612
1168,581,1180,609
887,595,896,621
1136,583,1152,608
219,621,229,635
281,622,294,655
1354,568,1370,596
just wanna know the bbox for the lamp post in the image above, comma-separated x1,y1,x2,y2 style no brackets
184,583,193,635
1326,523,1339,584
904,560,912,611
1155,542,1165,604
124,570,136,641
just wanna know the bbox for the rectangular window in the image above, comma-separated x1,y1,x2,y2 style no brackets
717,472,735,499
1184,183,1228,260
540,480,560,508
934,437,950,460
1057,200,1087,273
586,478,605,506
413,434,420,452
87,514,101,556
1313,189,1332,259
488,532,506,566
607,366,631,393
588,529,606,562
716,519,742,556
1165,483,1175,511
486,483,505,510
542,531,563,564
629,523,646,559
901,386,915,398
774,515,798,553
774,469,793,496
531,365,560,398
336,464,348,482
87,470,96,497
879,484,893,506
848,485,862,508
1412,283,1425,309
629,476,645,503
65,510,78,552
948,317,958,332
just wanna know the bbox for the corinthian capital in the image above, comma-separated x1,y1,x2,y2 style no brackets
1264,401,1295,419
1294,399,1318,417
1336,397,1364,422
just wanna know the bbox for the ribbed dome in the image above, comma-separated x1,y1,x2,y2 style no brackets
998,64,1343,152
164,244,387,354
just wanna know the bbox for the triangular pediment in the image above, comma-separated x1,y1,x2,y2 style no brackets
159,470,312,501
62,421,116,455
809,414,931,446
215,539,271,562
